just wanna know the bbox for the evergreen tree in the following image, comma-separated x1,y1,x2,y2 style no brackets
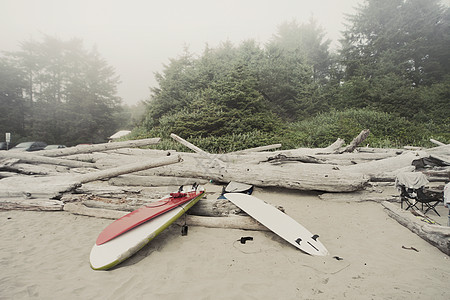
338,0,450,120
3,36,123,145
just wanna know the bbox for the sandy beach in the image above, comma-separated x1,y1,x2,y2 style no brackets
1,187,449,299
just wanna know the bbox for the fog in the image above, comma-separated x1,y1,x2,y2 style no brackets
2,0,440,105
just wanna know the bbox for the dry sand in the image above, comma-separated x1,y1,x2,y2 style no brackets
1,187,449,299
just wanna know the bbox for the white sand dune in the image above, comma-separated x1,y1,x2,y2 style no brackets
1,188,449,299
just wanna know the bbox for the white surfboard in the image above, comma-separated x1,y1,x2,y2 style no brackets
90,188,204,270
224,193,328,256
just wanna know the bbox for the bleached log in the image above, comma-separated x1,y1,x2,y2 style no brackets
176,215,268,231
381,201,450,256
170,133,209,156
370,166,416,182
74,183,182,200
63,202,268,231
266,153,326,164
319,190,398,202
321,138,346,153
279,138,346,156
427,144,450,156
228,144,282,155
0,151,95,168
0,198,63,211
430,139,446,146
170,133,226,169
82,199,142,212
70,195,242,217
109,175,207,187
189,198,243,217
342,151,429,176
64,202,128,219
0,155,182,199
0,163,51,175
77,155,182,184
41,137,161,157
336,129,370,153
145,156,368,192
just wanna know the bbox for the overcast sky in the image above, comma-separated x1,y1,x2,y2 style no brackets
1,0,448,105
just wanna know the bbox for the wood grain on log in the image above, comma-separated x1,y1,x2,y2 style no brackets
40,137,161,157
381,201,450,256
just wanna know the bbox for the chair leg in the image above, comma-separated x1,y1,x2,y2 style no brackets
423,202,441,217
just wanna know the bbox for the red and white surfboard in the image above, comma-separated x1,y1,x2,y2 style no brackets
96,185,203,245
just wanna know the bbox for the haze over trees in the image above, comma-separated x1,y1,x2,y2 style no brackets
138,0,449,151
1,0,449,150
0,36,125,145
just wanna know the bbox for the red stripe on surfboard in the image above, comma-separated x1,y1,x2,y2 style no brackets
96,191,203,245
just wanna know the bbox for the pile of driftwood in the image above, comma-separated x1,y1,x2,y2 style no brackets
1,130,449,254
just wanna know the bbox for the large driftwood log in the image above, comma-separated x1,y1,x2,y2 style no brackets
76,155,182,184
0,198,63,211
319,190,398,202
381,201,450,256
64,194,242,217
188,198,243,217
170,133,209,156
266,153,326,164
0,155,182,200
175,215,268,231
0,162,54,175
73,183,181,200
228,144,282,155
0,151,95,168
82,199,143,212
429,138,446,147
170,133,227,170
109,175,207,187
144,156,368,192
336,129,370,153
63,202,268,231
342,151,429,177
369,166,416,182
40,137,161,157
64,202,128,219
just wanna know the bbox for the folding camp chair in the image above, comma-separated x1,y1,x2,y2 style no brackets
396,172,442,216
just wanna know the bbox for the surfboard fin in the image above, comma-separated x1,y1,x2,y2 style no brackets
295,238,302,245
311,234,319,241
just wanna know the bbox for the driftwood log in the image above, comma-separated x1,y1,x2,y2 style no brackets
336,129,370,153
228,144,282,155
0,151,95,168
142,156,369,192
40,137,161,157
63,202,268,231
0,198,64,211
381,201,450,256
109,175,207,187
0,155,182,206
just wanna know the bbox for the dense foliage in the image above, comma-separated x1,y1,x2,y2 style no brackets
138,0,449,151
0,36,125,146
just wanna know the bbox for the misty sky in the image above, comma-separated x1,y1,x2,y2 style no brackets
1,0,448,105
